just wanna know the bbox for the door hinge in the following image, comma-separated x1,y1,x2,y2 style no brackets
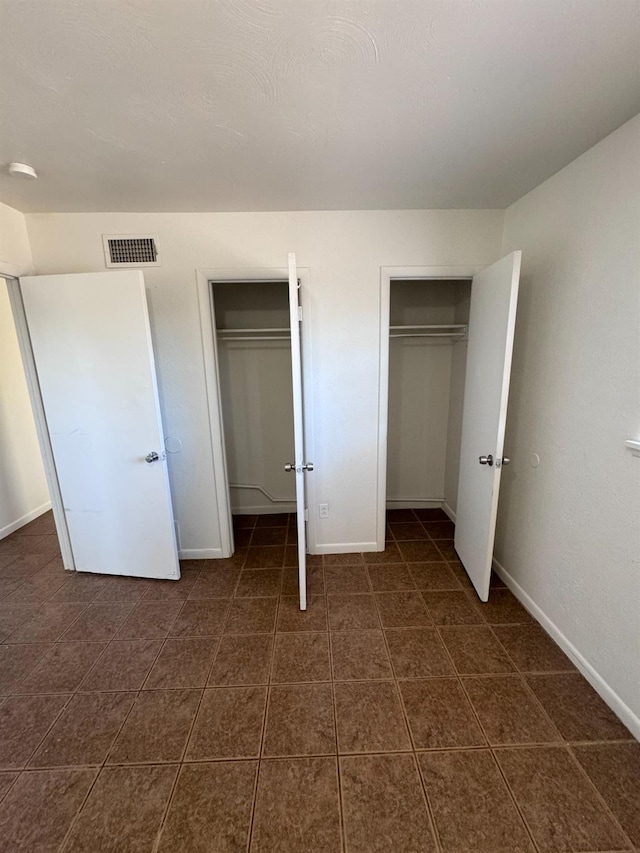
304,508,309,522
298,306,303,321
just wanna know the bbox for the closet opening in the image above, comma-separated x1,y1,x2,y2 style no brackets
385,277,472,527
211,279,297,548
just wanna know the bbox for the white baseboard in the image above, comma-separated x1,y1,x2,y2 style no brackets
0,501,52,540
179,548,225,560
315,541,379,554
492,556,640,741
442,502,456,522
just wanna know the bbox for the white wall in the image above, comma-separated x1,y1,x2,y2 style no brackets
0,201,50,537
24,210,504,552
496,115,640,728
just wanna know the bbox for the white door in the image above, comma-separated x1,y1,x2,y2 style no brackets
20,270,180,580
454,251,521,601
287,253,309,610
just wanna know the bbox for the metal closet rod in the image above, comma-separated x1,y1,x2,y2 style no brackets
389,323,468,339
217,327,291,341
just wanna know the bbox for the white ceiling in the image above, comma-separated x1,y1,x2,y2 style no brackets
1,0,639,213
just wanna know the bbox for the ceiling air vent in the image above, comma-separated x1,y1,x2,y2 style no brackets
102,234,161,268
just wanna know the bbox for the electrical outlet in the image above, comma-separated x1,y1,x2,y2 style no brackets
318,503,329,519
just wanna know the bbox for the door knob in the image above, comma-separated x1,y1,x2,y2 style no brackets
501,457,510,465
479,454,494,466
145,451,160,463
284,462,314,472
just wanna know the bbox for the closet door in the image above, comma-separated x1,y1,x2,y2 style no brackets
19,271,180,580
454,252,521,601
287,253,310,610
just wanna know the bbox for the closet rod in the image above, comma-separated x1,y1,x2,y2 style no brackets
389,324,467,330
217,327,290,334
390,332,467,338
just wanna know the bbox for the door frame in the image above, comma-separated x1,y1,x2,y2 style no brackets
196,266,316,558
2,271,75,570
377,264,483,551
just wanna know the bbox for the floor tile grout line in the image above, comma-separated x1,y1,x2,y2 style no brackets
150,564,240,852
433,625,543,853
247,572,281,850
327,628,348,852
563,743,637,850
488,745,544,853
374,557,445,853
494,652,567,743
6,691,76,775
55,760,104,851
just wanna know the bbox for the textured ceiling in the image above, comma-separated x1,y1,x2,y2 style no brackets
0,0,639,213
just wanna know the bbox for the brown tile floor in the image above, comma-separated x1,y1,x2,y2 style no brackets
0,508,638,852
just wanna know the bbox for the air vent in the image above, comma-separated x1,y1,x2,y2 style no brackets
102,234,161,268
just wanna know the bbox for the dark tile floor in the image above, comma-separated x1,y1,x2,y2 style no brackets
0,508,638,852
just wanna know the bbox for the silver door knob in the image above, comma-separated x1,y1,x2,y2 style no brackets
145,451,160,463
501,457,510,466
479,454,494,466
284,462,314,472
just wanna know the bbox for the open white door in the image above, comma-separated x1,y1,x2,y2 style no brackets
19,271,179,580
287,253,309,610
454,252,521,601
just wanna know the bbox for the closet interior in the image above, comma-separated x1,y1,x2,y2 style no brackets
387,278,472,516
213,280,296,517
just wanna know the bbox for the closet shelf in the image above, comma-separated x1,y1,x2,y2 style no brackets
389,324,468,339
217,327,291,341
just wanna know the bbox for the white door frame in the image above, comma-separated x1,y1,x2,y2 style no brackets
2,271,75,570
377,264,483,551
196,266,316,557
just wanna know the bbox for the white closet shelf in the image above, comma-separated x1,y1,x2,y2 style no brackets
389,324,468,339
217,327,291,341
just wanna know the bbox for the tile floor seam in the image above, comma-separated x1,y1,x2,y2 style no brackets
56,758,103,851
371,587,444,853
327,630,347,853
410,750,445,853
2,641,56,696
509,669,567,744
28,688,138,773
431,627,490,744
564,743,637,851
374,584,438,754
5,691,76,774
450,662,546,851
247,577,281,851
487,744,544,853
149,556,238,852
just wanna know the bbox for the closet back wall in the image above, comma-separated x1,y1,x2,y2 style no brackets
24,211,503,554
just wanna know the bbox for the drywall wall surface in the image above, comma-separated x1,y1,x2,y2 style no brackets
25,209,504,551
387,339,453,505
444,282,472,514
0,200,34,275
0,201,50,537
497,115,640,720
219,340,296,513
